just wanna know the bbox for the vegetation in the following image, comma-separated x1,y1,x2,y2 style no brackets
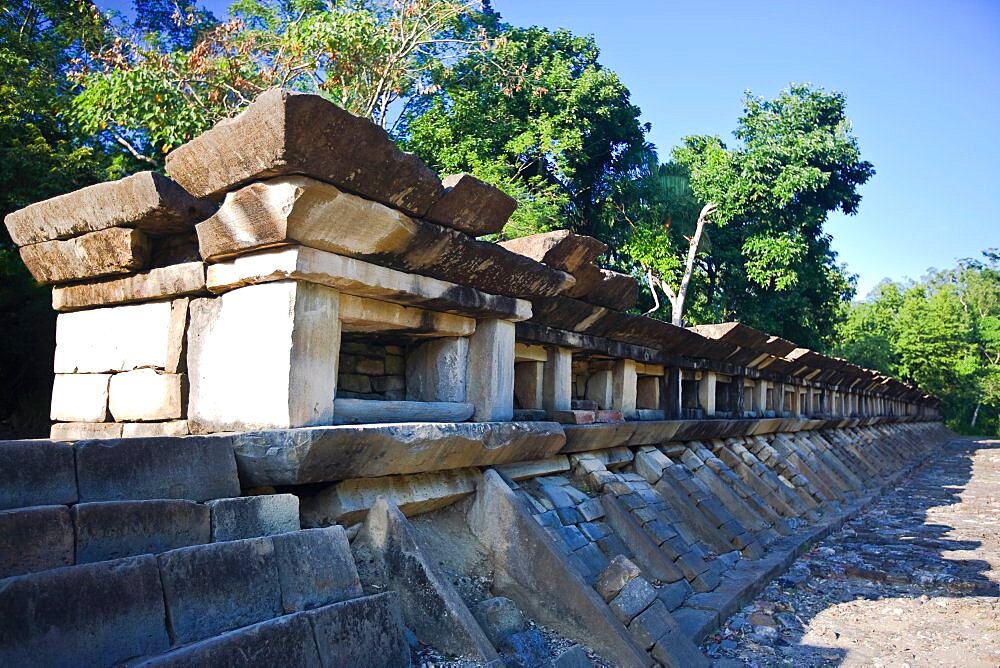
1,0,991,436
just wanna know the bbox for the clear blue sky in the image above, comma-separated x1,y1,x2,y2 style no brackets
100,0,1000,298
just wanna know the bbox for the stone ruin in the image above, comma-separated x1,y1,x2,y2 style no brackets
0,88,948,667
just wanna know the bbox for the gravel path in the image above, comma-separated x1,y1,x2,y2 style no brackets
704,438,1000,667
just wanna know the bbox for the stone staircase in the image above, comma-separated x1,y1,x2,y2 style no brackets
0,438,410,667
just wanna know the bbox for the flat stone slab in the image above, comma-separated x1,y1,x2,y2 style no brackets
4,171,213,246
52,261,206,311
19,227,151,284
232,422,566,486
166,88,443,216
271,527,363,614
0,505,73,578
0,440,77,510
425,172,517,236
73,499,210,563
74,436,240,502
206,494,300,542
500,230,607,274
304,592,410,667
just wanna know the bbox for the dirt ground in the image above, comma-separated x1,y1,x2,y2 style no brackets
704,438,1000,668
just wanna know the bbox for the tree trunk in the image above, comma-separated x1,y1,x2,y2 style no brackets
670,203,716,326
971,401,981,427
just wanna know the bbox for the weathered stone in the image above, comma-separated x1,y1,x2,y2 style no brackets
233,422,565,486
0,440,77,510
73,499,210,564
406,337,469,402
601,493,686,583
627,599,678,649
75,435,239,502
50,373,110,422
671,607,719,644
356,497,500,661
0,505,73,578
4,171,213,246
500,230,607,274
186,281,340,433
634,448,671,483
109,369,185,422
503,628,551,668
271,527,363,613
475,596,527,646
565,264,638,311
466,469,650,666
613,359,638,419
167,89,443,215
467,318,515,421
651,628,711,668
636,376,660,410
19,227,151,284
51,421,123,441
547,410,596,424
514,360,543,409
578,497,606,522
206,245,530,321
302,468,479,526
207,494,300,542
121,420,190,437
425,172,517,236
54,298,188,374
585,369,614,409
594,554,642,602
157,536,282,644
0,555,169,667
495,456,571,481
609,576,657,623
134,612,320,668
52,261,206,311
195,176,571,299
595,409,625,423
305,591,411,667
657,579,693,611
553,644,593,668
331,398,474,425
545,346,574,412
340,293,474,337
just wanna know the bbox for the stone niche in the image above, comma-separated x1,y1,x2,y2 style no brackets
337,338,407,401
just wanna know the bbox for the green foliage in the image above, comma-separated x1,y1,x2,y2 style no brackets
835,251,1000,436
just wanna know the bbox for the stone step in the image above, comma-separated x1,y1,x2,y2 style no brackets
0,527,365,665
0,494,299,579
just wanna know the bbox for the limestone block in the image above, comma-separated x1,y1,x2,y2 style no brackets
340,294,474,337
301,467,480,526
425,172,517,236
207,245,531,321
196,176,572,299
271,526,363,613
0,555,170,667
544,346,573,412
156,537,282,644
166,88,443,214
636,376,660,410
206,494,300,542
4,171,213,246
109,369,185,421
50,422,123,441
698,372,718,416
304,592,410,667
50,373,110,422
0,441,77,510
19,227,151,284
0,505,74,578
613,359,638,419
513,361,543,409
499,230,607,274
332,398,474,425
54,298,188,374
121,420,190,438
466,318,515,421
74,435,240,502
73,500,210,564
406,337,469,403
186,281,341,433
585,369,613,409
52,261,206,311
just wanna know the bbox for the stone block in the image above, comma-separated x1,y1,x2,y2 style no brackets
553,644,593,668
73,499,210,564
595,409,624,423
206,245,530,321
612,359,637,419
651,628,711,668
75,435,239,502
50,373,111,423
186,281,340,432
544,346,573,412
0,555,169,666
54,298,188,374
271,527,363,614
495,456,570,481
474,596,526,646
406,337,469,403
609,576,657,623
167,89,442,214
52,261,206,311
425,172,517,236
122,420,191,438
565,264,639,310
0,505,73,578
19,227,151,284
499,230,607,274
133,612,320,668
207,494,300,542
157,536,283,644
671,606,719,643
627,599,678,649
636,376,660,410
331,398,474,425
634,449,670,484
578,497,605,521
340,294,474,337
109,369,185,421
547,409,596,424
5,171,212,246
656,579,693,611
304,592,410,668
51,421,123,441
594,554,641,602
466,318,515,421
502,628,550,668
514,360,543,410
573,541,610,580
601,493,685,584
0,440,77,510
585,369,613,409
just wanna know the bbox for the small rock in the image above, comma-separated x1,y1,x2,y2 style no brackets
594,554,641,602
502,628,552,668
553,643,592,668
475,596,526,647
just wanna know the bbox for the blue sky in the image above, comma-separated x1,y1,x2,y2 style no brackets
100,0,1000,298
